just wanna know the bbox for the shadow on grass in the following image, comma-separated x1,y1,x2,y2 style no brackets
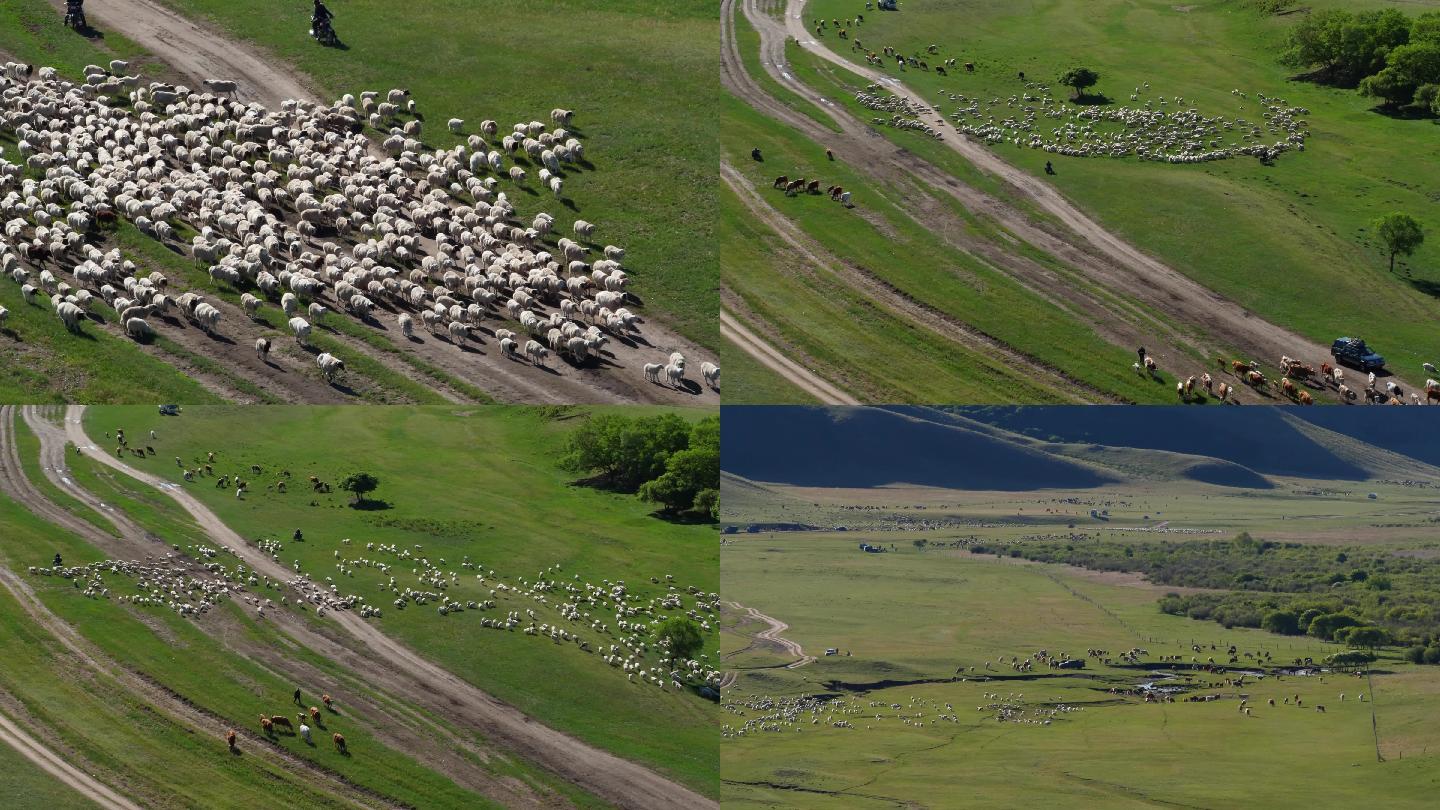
348,498,392,511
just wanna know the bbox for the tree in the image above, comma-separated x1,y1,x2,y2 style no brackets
1405,645,1428,664
912,539,928,551
636,416,719,517
1360,41,1440,106
1373,212,1425,271
561,412,691,491
1342,626,1390,650
338,472,379,506
1262,610,1302,636
656,617,704,661
1309,612,1361,640
1058,67,1099,99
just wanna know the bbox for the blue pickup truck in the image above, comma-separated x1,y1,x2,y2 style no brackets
1331,337,1385,372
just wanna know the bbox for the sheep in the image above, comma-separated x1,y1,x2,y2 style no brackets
398,312,414,337
308,303,328,324
202,79,239,96
125,317,153,340
255,337,271,362
56,301,85,332
573,219,596,239
447,321,469,346
447,118,465,134
644,362,662,383
701,361,720,390
241,293,263,317
664,361,685,388
289,317,312,346
524,339,549,365
316,352,345,383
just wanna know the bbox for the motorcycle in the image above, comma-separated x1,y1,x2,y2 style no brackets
310,15,339,46
64,0,87,30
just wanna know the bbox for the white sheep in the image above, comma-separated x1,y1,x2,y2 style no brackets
125,317,153,340
701,362,719,390
316,352,345,383
644,362,662,383
288,317,312,346
447,118,465,134
255,337,271,362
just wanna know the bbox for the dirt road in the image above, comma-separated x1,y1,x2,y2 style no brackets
766,0,1417,397
0,707,141,810
723,601,815,668
721,310,859,405
65,405,715,810
722,162,1099,403
53,0,316,107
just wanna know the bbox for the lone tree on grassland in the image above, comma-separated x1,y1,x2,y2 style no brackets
657,617,704,662
338,472,379,506
1059,67,1100,100
1374,212,1424,271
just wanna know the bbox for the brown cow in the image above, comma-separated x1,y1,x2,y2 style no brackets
964,62,975,72
1231,360,1252,375
226,729,237,751
333,732,347,753
830,186,846,201
772,175,789,189
805,180,821,194
260,716,273,735
1298,390,1313,405
321,694,334,710
271,715,293,730
1246,370,1265,387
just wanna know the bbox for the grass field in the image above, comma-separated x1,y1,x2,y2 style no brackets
2,415,628,807
77,404,721,795
805,0,1440,374
721,426,1440,808
722,524,1440,808
723,93,1195,402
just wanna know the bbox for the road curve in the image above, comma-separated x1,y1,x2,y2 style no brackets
723,601,815,669
64,405,715,810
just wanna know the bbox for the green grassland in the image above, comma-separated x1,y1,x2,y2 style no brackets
722,528,1440,808
2,416,613,808
723,94,1190,402
806,0,1440,373
78,404,721,795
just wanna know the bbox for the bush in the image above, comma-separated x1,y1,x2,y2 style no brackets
1262,610,1302,636
1405,645,1428,664
1424,646,1440,665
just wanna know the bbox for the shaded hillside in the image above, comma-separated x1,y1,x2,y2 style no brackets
720,407,1120,490
933,406,1440,481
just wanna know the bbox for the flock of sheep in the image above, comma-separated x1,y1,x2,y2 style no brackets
0,60,716,395
856,78,1311,165
40,433,722,693
943,83,1310,164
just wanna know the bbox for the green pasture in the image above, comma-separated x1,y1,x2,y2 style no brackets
78,404,721,795
805,0,1440,374
722,530,1440,807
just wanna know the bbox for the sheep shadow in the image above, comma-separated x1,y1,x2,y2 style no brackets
204,331,236,346
675,378,703,396
330,381,359,397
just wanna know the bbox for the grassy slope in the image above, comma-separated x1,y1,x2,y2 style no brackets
808,0,1440,373
0,490,516,808
83,404,720,795
0,740,97,810
149,0,718,350
722,532,1440,808
723,93,1185,402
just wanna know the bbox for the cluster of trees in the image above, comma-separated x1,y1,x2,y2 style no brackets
983,533,1440,656
560,412,719,521
1281,8,1440,112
